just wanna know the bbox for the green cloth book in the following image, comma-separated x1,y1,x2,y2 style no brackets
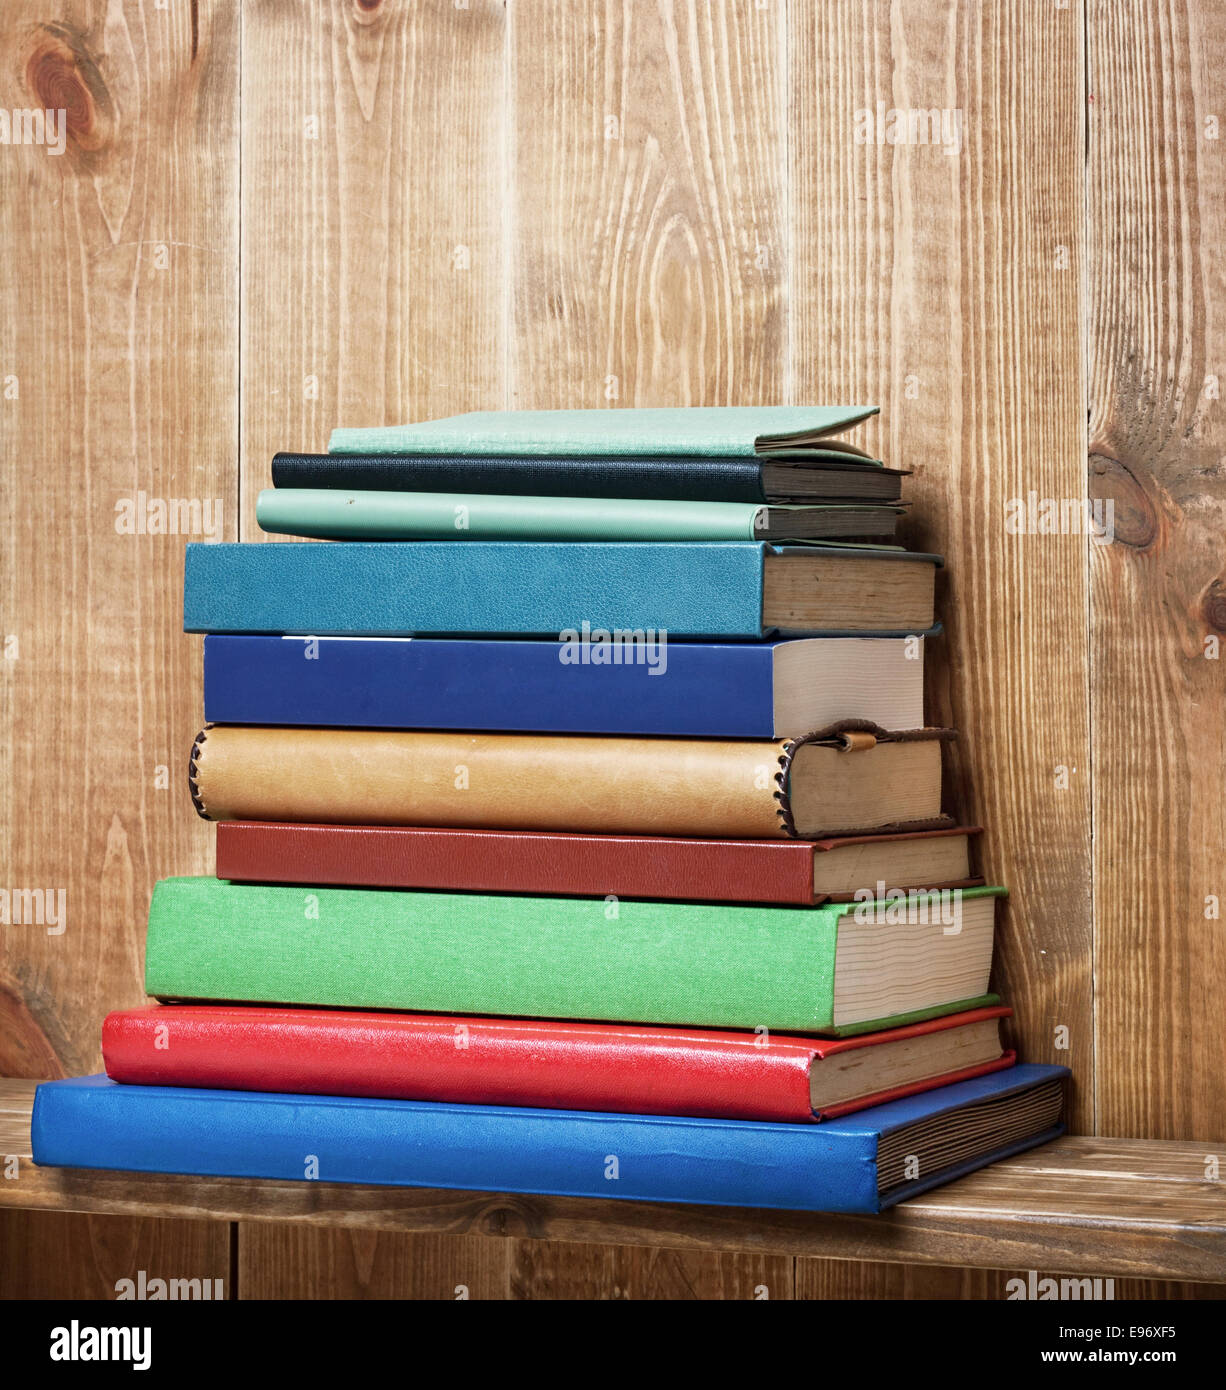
145,878,1004,1036
255,488,903,543
329,405,879,459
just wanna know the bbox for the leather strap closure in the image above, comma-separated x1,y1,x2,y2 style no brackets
772,721,957,837
836,730,877,752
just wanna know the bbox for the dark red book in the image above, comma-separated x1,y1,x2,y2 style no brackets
215,821,983,906
102,1004,1015,1122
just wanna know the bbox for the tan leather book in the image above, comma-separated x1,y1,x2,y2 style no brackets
190,721,953,840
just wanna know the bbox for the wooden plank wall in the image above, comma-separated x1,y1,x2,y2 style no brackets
0,0,1222,1300
1087,0,1226,1143
0,0,235,1296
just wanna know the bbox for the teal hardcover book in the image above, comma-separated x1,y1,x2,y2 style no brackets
183,541,940,638
255,489,902,543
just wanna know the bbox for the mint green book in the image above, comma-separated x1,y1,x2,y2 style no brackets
145,879,1004,1036
328,405,879,459
255,488,903,543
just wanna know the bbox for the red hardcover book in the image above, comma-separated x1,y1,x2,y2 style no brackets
214,821,983,906
102,1004,1015,1122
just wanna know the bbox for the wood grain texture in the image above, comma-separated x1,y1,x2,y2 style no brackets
0,0,236,1080
236,1225,790,1300
238,1225,509,1300
1,0,1224,1299
0,0,238,1298
509,0,787,409
238,0,508,533
796,1257,1226,1301
791,0,1093,1126
509,1240,791,1300
5,1084,1226,1284
1087,2,1226,1141
0,1210,229,1300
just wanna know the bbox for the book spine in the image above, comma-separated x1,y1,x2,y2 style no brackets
31,1076,881,1211
256,488,763,542
102,1007,817,1122
214,823,821,905
188,726,791,838
813,1053,1017,1120
183,540,770,638
271,452,771,503
144,877,841,1032
203,635,778,737
326,405,877,457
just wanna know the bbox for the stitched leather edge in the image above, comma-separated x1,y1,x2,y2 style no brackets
772,721,957,838
188,726,212,821
773,739,802,837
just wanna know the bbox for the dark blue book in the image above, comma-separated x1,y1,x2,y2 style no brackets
271,451,909,504
183,542,940,639
202,632,932,737
31,1066,1067,1213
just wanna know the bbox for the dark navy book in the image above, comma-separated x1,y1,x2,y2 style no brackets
202,632,933,738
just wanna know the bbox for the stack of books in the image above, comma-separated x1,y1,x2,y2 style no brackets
34,407,1068,1215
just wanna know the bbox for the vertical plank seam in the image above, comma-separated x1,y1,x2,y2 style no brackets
501,0,514,1290
784,0,794,1293
782,0,792,407
237,0,244,539
1081,0,1098,1139
502,0,514,411
233,0,242,1297
228,0,243,1306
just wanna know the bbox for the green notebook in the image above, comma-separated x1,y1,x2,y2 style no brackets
328,405,879,459
145,878,1004,1036
255,488,903,543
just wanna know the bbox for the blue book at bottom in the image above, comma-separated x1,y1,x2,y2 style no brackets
32,1066,1067,1213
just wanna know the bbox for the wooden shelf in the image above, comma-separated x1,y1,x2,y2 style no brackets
3,1080,1224,1282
